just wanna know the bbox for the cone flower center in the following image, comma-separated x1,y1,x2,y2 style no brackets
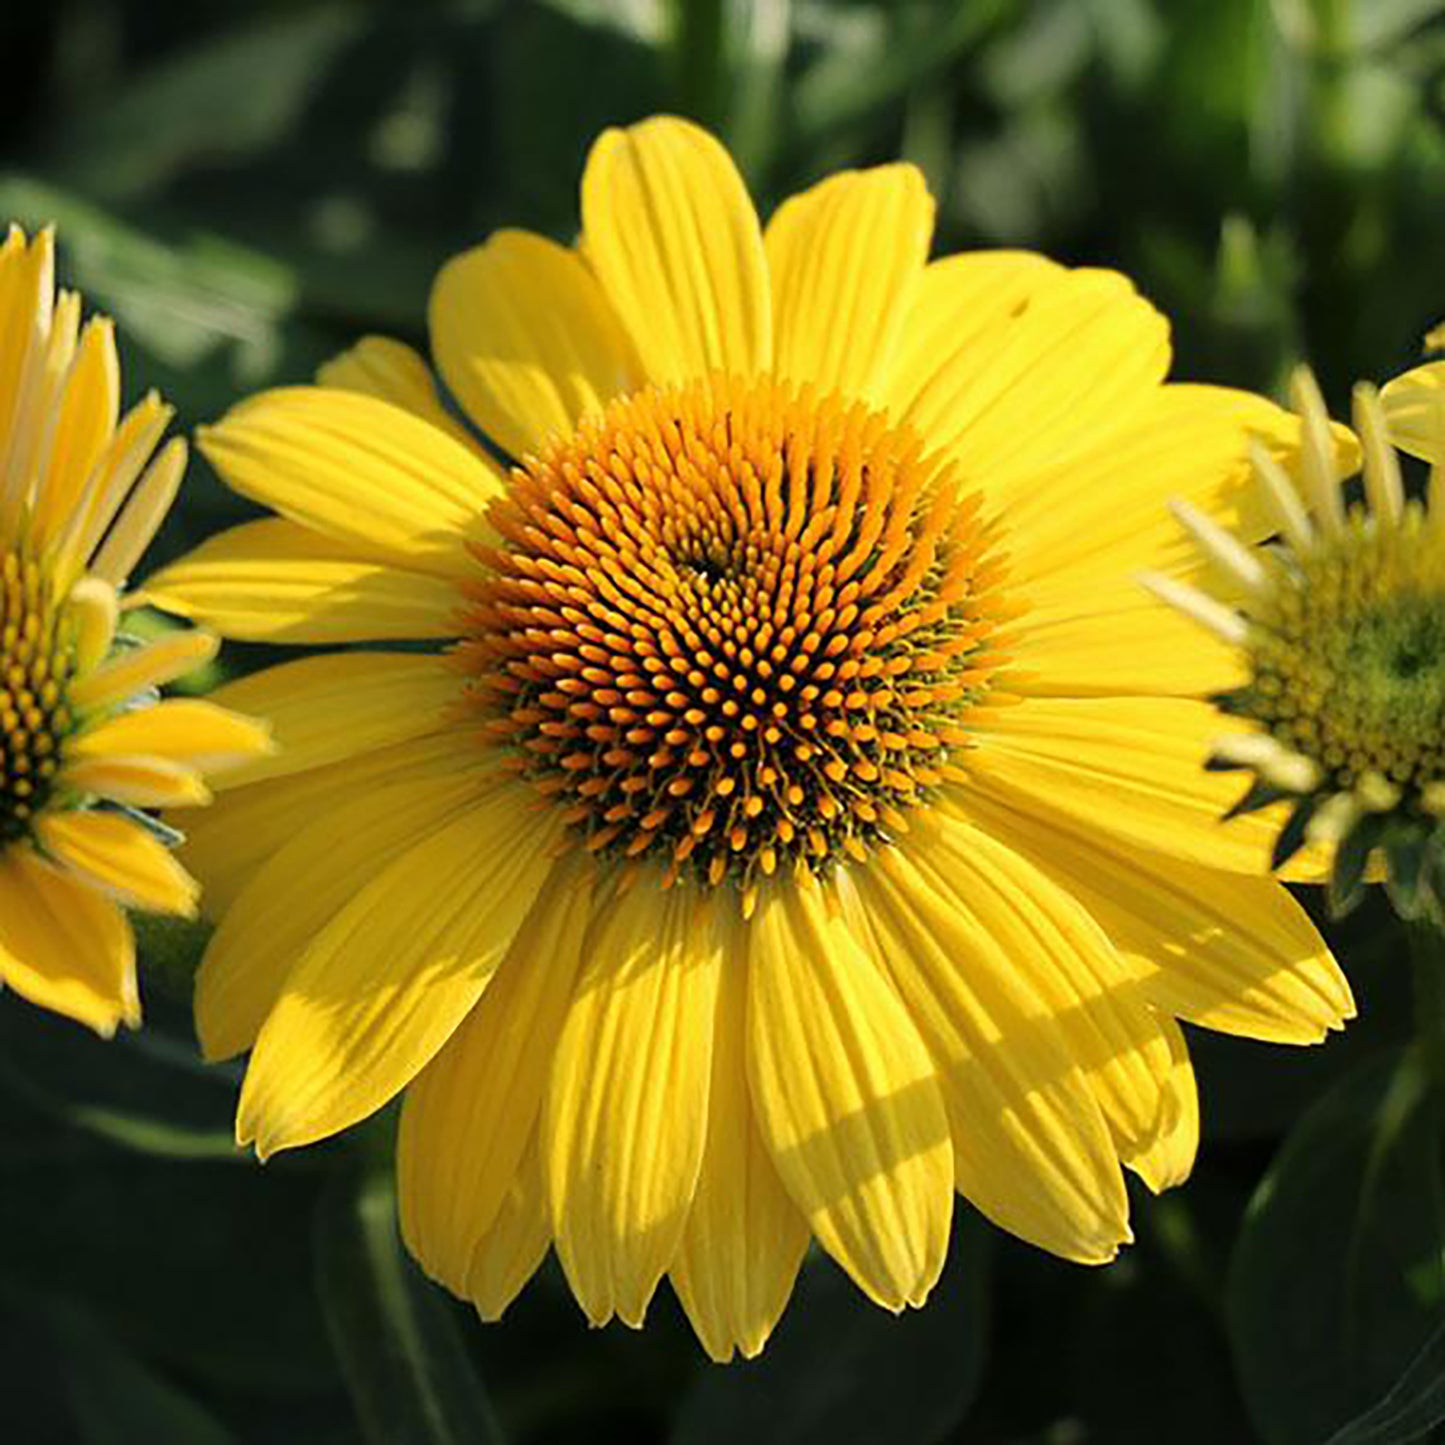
457,376,1014,907
0,549,72,844
1244,514,1445,794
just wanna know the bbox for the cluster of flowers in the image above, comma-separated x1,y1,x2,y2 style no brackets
2,116,1439,1362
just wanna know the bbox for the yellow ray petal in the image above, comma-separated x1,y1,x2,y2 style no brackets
764,164,933,402
1381,359,1445,464
543,876,725,1329
399,855,593,1294
197,387,500,578
581,115,770,382
897,815,1189,1193
885,262,1168,491
144,518,460,644
68,628,217,711
885,250,1063,419
61,755,210,810
1002,384,1307,590
317,334,494,459
951,788,1353,1045
430,230,642,460
237,783,559,1156
33,316,119,550
1012,578,1247,698
0,228,52,473
59,392,173,572
37,810,198,916
70,698,271,775
176,730,474,915
1127,1017,1199,1194
747,881,953,1311
194,764,491,1062
464,1130,552,1323
90,435,187,588
850,845,1133,1262
670,922,809,1362
0,846,136,1034
971,696,1286,874
205,651,459,791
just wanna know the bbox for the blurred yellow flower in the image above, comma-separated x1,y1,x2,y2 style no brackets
0,226,270,1035
149,117,1354,1361
1150,364,1445,921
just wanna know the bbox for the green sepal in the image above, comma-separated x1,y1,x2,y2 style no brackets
1383,824,1431,922
1208,686,1253,716
1328,813,1386,919
1224,776,1295,821
1272,796,1318,871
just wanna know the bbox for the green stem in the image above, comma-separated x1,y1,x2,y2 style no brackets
1409,918,1445,1093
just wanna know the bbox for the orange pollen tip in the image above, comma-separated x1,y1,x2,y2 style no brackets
456,374,1012,896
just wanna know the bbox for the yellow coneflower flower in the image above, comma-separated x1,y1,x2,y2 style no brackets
147,117,1354,1361
0,226,270,1035
1152,363,1445,922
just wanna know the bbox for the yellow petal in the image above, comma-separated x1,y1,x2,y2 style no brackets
0,846,137,1034
145,518,460,644
543,876,725,1328
68,628,217,711
237,783,559,1156
399,856,593,1294
317,335,492,458
885,250,1063,417
1127,1017,1199,1194
896,815,1187,1194
0,228,53,469
1381,359,1445,464
70,698,271,775
885,263,1169,492
747,880,953,1311
850,844,1133,1263
197,387,500,578
581,115,769,382
464,1130,552,1323
670,924,809,1362
177,730,474,915
194,763,490,1062
765,164,933,402
1013,578,1247,698
430,230,642,459
971,696,1286,874
1003,383,1306,592
37,810,198,916
33,316,119,550
953,787,1353,1045
61,755,210,809
206,651,459,791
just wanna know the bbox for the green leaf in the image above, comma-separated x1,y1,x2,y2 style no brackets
315,1165,504,1445
1327,1315,1445,1444
673,1214,990,1445
42,5,368,202
1227,1047,1445,1444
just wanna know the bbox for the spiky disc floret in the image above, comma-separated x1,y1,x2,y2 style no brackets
1147,367,1445,921
457,375,1017,912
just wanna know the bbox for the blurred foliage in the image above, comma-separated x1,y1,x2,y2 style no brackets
3,0,1445,1440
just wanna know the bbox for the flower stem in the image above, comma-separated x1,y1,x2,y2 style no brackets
1409,918,1445,1093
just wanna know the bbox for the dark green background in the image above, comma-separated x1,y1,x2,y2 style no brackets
2,2,1444,1442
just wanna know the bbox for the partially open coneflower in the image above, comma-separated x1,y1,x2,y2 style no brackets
0,225,270,1035
147,116,1354,1362
1147,365,1445,922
